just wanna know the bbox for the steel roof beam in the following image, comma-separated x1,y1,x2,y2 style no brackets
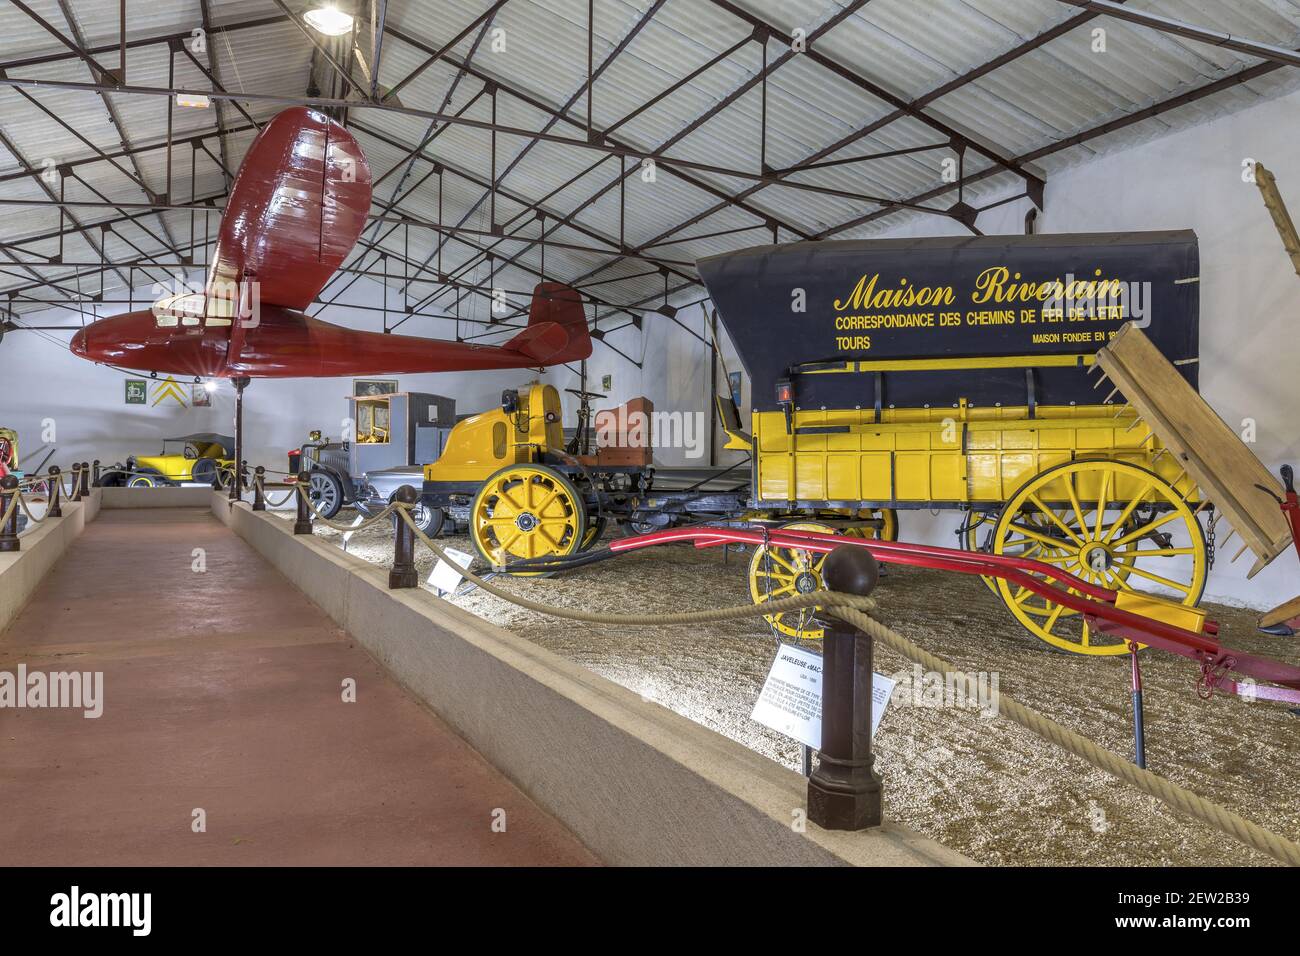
705,0,1044,194
1055,0,1300,69
405,0,674,310
566,0,1129,282
52,0,185,261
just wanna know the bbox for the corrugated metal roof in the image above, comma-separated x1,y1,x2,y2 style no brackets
1,0,1298,324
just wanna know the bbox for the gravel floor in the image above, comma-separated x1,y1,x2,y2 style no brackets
274,508,1300,866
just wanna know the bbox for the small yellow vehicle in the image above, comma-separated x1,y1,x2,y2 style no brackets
111,433,236,487
421,383,768,564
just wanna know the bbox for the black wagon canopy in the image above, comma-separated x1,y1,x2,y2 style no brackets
697,231,1199,412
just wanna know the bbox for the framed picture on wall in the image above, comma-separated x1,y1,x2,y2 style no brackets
191,383,212,407
125,379,147,405
353,379,398,397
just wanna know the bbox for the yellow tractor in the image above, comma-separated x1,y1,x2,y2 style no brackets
422,382,760,566
422,383,598,564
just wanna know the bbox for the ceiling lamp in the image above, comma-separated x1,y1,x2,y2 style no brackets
303,4,354,36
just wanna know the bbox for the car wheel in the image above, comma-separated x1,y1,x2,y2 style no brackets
127,468,163,488
394,494,445,538
190,457,218,485
308,471,344,518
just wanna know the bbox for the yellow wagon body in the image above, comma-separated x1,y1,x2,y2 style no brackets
753,403,1199,508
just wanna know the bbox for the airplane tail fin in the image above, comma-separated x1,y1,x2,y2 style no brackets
503,282,592,365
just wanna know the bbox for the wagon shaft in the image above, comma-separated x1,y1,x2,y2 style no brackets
608,525,1300,700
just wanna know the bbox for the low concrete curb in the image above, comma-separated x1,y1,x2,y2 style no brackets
101,486,215,508
212,493,974,867
0,490,99,634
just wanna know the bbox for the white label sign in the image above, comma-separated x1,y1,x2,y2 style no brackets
428,547,474,595
750,643,894,750
340,514,366,550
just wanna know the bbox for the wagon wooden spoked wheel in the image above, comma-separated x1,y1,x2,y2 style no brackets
964,509,1137,618
749,521,836,640
992,459,1207,655
470,464,587,573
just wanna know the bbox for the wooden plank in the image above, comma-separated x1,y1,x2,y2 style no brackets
1260,593,1300,630
1096,323,1291,577
1255,162,1300,279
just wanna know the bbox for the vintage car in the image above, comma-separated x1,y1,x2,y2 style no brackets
105,433,237,487
295,391,454,524
353,464,452,537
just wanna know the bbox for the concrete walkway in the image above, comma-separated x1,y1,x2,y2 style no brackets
0,508,597,866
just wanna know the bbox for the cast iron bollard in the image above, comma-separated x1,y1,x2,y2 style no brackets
0,475,19,553
92,460,101,487
47,466,63,518
293,470,313,535
79,462,90,498
807,544,883,831
252,466,266,511
388,485,419,589
69,463,82,502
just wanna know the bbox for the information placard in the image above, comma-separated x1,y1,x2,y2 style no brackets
750,643,894,750
428,546,474,595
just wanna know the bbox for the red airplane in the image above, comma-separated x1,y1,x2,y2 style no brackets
70,107,591,377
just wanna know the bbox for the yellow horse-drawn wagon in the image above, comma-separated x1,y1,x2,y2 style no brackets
699,231,1209,654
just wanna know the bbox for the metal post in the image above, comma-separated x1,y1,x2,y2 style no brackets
252,465,266,511
0,475,19,553
69,462,82,502
1129,642,1146,769
47,465,62,518
92,459,102,487
388,484,419,589
293,470,313,535
807,545,882,831
230,375,249,501
79,461,90,497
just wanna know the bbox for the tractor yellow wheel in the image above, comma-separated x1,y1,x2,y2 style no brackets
749,521,837,640
993,459,1206,655
470,464,587,572
579,515,607,552
842,507,898,542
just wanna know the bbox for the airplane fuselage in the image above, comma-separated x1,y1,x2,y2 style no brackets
69,305,565,378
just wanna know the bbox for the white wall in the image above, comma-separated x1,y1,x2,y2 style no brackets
4,86,1299,608
0,273,582,477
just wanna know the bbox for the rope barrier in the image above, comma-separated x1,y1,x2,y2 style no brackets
263,489,297,508
16,490,48,524
293,486,400,532
830,605,1300,867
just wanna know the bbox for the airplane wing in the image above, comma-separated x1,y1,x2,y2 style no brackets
204,107,372,365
